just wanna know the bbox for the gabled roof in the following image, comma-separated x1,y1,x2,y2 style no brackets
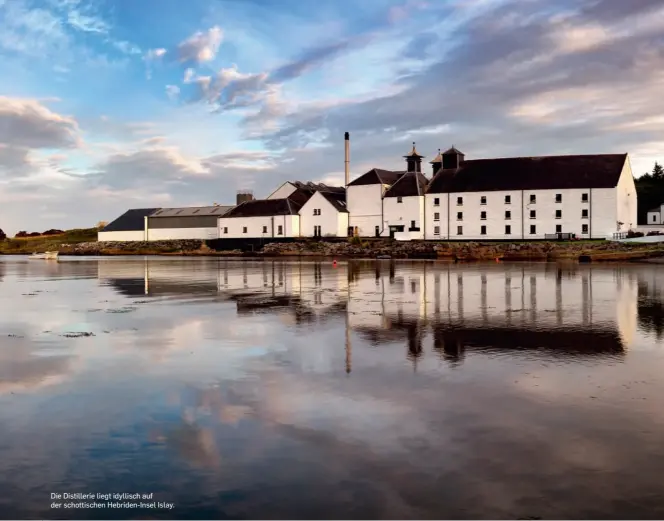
426,154,627,194
442,146,464,155
291,181,345,194
384,172,428,198
347,168,404,187
102,208,160,232
648,205,663,213
321,191,349,212
222,188,315,218
149,205,234,217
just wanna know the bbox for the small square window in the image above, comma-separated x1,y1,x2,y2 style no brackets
434,197,440,206
505,210,511,220
457,196,463,205
434,226,440,235
457,226,463,235
582,209,589,218
505,195,511,204
555,209,562,219
582,224,589,234
480,196,487,205
457,212,463,221
243,227,247,233
530,210,536,219
556,224,562,233
262,226,268,233
530,194,536,204
555,193,562,203
505,225,511,235
397,196,403,203
581,193,589,202
434,212,440,221
480,211,487,220
530,225,536,234
481,225,487,235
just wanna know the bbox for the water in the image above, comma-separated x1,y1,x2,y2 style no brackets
1,256,664,520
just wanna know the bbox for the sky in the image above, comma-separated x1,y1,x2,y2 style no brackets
0,0,663,234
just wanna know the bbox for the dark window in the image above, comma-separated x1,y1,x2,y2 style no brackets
434,212,440,221
397,196,403,203
555,209,562,219
505,225,511,235
223,227,228,234
480,196,487,205
457,196,463,205
262,226,268,233
556,224,562,233
555,193,562,203
410,220,416,228
457,226,463,235
277,225,283,235
505,195,511,204
505,210,511,220
582,224,589,233
530,194,536,204
530,210,536,219
457,212,463,220
434,197,440,206
582,209,589,218
243,227,247,233
582,193,589,202
375,226,380,237
653,215,658,223
530,225,536,234
480,211,487,220
481,225,487,235
434,226,440,235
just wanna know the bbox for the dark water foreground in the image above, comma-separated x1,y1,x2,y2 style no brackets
1,256,664,520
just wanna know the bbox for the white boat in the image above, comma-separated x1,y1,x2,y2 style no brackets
30,251,59,260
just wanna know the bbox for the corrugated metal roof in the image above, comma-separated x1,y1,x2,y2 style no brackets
149,205,234,218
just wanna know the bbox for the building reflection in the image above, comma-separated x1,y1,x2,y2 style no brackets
97,258,656,370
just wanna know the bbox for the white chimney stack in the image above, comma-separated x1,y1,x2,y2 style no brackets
344,131,350,187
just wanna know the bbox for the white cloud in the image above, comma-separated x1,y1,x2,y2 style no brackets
165,85,181,101
176,26,223,64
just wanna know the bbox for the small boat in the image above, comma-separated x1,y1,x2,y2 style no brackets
30,251,59,260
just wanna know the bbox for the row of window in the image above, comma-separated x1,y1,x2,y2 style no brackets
433,209,590,221
432,224,590,235
222,226,284,235
431,193,590,206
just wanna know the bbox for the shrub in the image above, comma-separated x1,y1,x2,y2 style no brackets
627,230,644,238
15,231,28,238
27,232,41,237
42,229,64,236
0,228,5,240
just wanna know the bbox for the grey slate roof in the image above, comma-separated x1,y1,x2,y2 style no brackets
149,205,234,217
102,208,160,232
320,191,349,212
427,154,627,194
384,172,428,198
347,168,404,187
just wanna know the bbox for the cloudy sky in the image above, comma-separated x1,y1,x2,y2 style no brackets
0,0,663,234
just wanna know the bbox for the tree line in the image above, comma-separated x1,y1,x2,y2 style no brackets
635,162,664,224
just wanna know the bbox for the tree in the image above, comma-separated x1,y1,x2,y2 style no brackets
15,231,28,237
653,162,664,180
0,228,5,240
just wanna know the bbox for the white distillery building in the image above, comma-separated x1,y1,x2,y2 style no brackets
146,205,234,240
423,147,637,240
299,190,349,237
346,168,404,237
218,182,346,239
98,208,160,242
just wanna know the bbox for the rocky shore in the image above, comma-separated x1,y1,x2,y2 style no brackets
52,238,664,262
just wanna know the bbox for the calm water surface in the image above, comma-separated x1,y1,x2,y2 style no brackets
1,256,664,519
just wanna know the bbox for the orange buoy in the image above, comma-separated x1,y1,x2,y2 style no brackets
333,259,337,267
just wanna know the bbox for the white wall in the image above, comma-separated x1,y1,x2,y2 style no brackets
299,191,348,237
383,195,425,239
616,157,637,231
147,227,218,241
267,182,297,200
647,211,662,225
424,188,616,240
98,230,145,242
347,184,384,236
218,215,299,238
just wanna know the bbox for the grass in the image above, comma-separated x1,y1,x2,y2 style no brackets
0,227,98,254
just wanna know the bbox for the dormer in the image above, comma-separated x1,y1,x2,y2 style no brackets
442,146,465,170
404,142,424,173
430,149,443,175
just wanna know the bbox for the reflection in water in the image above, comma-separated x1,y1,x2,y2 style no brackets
1,256,664,519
